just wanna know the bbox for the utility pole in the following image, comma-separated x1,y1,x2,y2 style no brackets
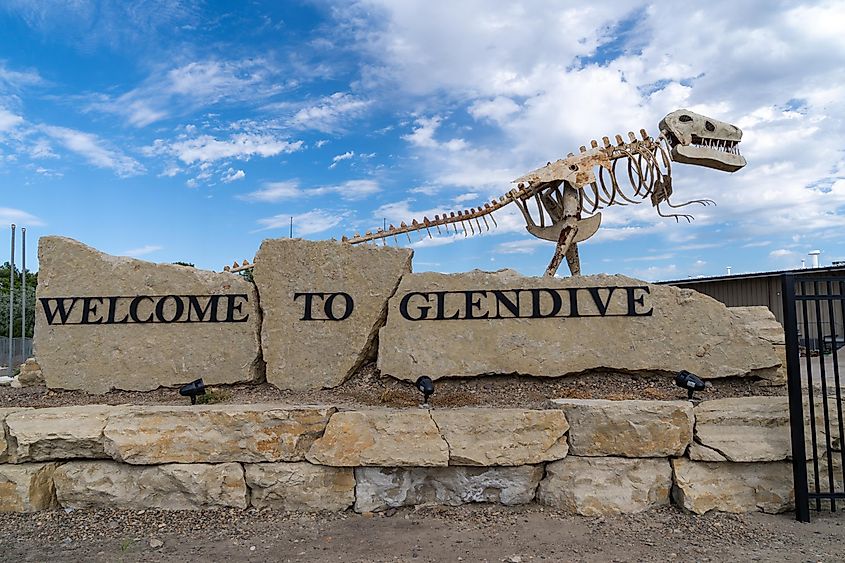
20,227,26,349
289,216,293,238
7,224,15,376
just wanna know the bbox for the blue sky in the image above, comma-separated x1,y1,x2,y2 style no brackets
1,1,843,280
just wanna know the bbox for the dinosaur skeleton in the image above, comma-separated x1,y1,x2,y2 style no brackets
224,109,745,277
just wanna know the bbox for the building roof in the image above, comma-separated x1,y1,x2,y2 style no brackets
659,264,845,285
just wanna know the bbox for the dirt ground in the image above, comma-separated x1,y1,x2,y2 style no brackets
1,504,842,562
0,363,785,410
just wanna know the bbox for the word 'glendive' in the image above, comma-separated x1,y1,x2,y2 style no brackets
39,294,250,325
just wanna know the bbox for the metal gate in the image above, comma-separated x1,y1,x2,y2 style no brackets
782,273,845,522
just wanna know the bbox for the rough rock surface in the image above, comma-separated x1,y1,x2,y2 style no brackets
0,408,31,462
729,307,786,384
0,463,58,512
432,409,569,465
245,462,354,511
54,461,247,510
691,397,790,462
34,236,262,393
379,271,780,381
103,405,335,464
306,410,449,467
5,405,114,462
354,465,543,512
254,238,412,391
671,458,793,514
549,399,692,457
16,358,44,387
537,457,672,515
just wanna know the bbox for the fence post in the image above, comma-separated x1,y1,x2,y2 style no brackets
7,224,14,376
20,227,26,351
782,273,810,522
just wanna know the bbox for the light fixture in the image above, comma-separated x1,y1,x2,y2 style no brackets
674,370,706,402
179,378,206,405
415,376,435,407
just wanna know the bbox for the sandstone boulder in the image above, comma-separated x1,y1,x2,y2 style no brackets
730,307,786,385
253,238,412,391
54,461,247,510
537,457,671,516
378,271,780,381
0,463,58,512
306,410,448,467
245,462,354,511
691,397,790,462
354,465,543,512
103,405,335,464
5,405,115,462
549,399,692,457
432,409,568,466
16,358,44,387
34,236,262,393
671,458,793,514
0,408,32,462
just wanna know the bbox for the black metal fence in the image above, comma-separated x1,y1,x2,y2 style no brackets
782,274,845,522
0,336,32,375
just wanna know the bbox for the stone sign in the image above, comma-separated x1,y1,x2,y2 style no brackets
378,269,781,382
34,237,262,393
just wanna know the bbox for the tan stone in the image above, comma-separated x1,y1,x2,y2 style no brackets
245,462,354,511
254,238,412,391
54,461,247,510
0,463,58,512
537,457,671,516
354,465,543,512
432,409,569,466
729,307,785,384
17,358,44,387
6,405,115,462
306,410,448,467
549,399,692,457
691,397,790,462
378,271,780,381
34,236,262,393
0,408,32,462
671,458,793,514
103,405,336,464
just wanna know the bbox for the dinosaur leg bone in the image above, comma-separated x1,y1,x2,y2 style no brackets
544,218,579,277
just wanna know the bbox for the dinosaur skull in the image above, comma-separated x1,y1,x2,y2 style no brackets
659,109,746,172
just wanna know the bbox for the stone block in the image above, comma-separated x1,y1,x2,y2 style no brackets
306,410,448,467
691,397,790,462
34,236,262,393
245,462,354,511
550,399,692,457
537,457,671,516
432,409,569,466
354,465,543,512
103,405,336,464
54,460,247,510
254,238,412,390
378,271,780,381
0,408,32,462
671,458,793,514
5,405,115,462
0,463,58,512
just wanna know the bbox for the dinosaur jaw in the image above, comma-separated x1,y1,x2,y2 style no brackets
666,133,747,173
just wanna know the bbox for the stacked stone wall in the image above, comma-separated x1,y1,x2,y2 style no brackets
0,397,811,516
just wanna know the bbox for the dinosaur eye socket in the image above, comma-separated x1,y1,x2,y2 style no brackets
705,121,715,131
679,115,693,122
569,165,578,171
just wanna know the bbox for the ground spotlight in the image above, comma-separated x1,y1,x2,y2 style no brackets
179,378,206,405
416,376,435,407
674,370,706,402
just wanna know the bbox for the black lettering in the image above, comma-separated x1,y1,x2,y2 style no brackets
530,289,562,318
155,295,185,323
626,286,653,316
587,287,617,316
464,290,489,320
491,290,521,319
187,295,221,322
433,291,460,320
324,292,354,321
400,292,432,321
129,296,155,323
565,288,581,318
39,298,80,325
294,292,323,321
106,296,129,324
80,297,104,324
224,294,249,322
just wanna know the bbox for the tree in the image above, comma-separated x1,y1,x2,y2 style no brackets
0,262,37,338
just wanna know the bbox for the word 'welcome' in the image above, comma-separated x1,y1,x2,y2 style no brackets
39,294,250,325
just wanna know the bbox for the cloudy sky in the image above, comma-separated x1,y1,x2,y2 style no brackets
0,1,843,280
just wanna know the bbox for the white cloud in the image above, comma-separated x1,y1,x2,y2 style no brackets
770,248,797,258
497,238,550,254
0,108,23,132
41,125,144,177
241,179,380,202
149,133,303,164
0,207,44,226
287,92,371,132
221,168,245,183
256,209,344,235
122,244,163,257
329,150,354,169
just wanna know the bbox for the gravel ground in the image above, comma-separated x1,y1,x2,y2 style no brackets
1,504,842,562
0,363,785,410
